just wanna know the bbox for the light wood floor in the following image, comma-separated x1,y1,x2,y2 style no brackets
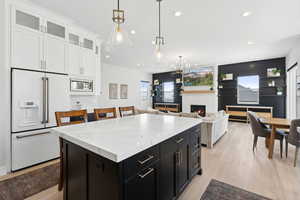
25,122,300,200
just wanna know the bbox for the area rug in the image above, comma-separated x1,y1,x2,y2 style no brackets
201,179,271,200
0,163,59,200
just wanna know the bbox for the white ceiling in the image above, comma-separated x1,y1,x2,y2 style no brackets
30,0,300,73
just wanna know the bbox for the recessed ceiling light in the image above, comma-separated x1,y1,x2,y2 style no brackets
174,11,182,17
105,55,110,58
152,40,156,45
130,30,136,35
137,64,141,67
242,11,252,17
247,41,254,45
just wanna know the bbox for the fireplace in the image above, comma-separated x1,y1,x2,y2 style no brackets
191,105,206,117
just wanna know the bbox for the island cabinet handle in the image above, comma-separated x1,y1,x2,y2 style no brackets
138,155,154,165
176,151,182,166
138,168,154,179
176,138,184,144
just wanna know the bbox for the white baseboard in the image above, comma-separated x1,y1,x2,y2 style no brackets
0,166,7,176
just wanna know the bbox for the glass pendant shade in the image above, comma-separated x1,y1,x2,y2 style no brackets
105,0,132,50
155,45,164,62
106,24,132,51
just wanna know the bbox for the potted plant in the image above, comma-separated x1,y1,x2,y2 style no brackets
220,73,226,81
272,68,281,77
277,87,283,95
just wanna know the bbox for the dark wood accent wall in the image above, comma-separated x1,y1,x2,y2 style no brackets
218,58,286,118
152,71,182,111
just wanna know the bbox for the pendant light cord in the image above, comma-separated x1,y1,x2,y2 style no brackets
158,0,161,38
117,0,120,11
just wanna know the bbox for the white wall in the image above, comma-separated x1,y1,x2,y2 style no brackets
182,93,218,113
99,64,152,110
0,0,10,174
286,39,300,119
182,66,218,114
70,64,152,114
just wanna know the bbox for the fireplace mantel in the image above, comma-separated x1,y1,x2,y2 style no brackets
182,90,216,94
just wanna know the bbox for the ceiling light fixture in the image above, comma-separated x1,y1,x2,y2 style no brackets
105,55,111,58
154,0,165,61
247,41,254,45
106,0,131,48
175,56,184,71
242,11,252,17
174,11,182,17
130,30,136,35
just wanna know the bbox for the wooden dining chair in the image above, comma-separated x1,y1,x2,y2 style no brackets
119,106,135,117
94,107,117,120
55,110,88,191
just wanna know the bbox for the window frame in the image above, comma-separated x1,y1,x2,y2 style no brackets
140,81,150,101
162,81,175,103
237,75,260,105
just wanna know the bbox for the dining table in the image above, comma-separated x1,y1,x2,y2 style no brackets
260,117,291,159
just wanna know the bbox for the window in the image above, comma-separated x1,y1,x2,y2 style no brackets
237,75,259,104
140,81,150,100
163,81,175,103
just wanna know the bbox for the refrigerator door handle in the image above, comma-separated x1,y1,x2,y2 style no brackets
16,131,51,139
42,77,46,124
46,77,49,123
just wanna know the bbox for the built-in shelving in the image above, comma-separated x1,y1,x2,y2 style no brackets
218,58,286,118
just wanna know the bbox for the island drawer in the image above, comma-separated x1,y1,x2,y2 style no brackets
190,135,200,154
123,145,159,180
189,125,201,135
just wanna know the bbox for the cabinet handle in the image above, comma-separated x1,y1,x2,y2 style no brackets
176,151,181,166
138,168,154,179
176,138,184,144
138,155,154,165
179,151,182,165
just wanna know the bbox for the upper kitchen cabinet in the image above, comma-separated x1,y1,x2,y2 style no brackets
43,20,68,73
11,6,68,74
11,9,44,71
68,30,98,78
68,33,81,75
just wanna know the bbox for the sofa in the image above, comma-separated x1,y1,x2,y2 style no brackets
200,111,229,148
135,108,229,148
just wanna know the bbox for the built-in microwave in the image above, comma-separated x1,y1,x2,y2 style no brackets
70,78,94,95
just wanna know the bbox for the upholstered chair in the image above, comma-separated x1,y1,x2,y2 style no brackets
248,111,286,157
285,119,300,167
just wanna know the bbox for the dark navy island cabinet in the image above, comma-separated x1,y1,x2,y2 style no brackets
62,124,202,200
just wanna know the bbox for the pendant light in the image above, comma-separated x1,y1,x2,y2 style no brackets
106,0,131,48
155,0,165,60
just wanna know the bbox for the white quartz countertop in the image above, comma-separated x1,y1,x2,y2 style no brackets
51,114,202,163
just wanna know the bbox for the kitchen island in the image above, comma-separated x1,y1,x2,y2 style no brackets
52,114,202,200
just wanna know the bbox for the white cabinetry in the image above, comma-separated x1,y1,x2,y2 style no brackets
11,7,67,74
68,31,98,78
11,9,43,71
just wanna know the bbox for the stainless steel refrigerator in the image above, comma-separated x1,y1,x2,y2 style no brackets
11,68,70,171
